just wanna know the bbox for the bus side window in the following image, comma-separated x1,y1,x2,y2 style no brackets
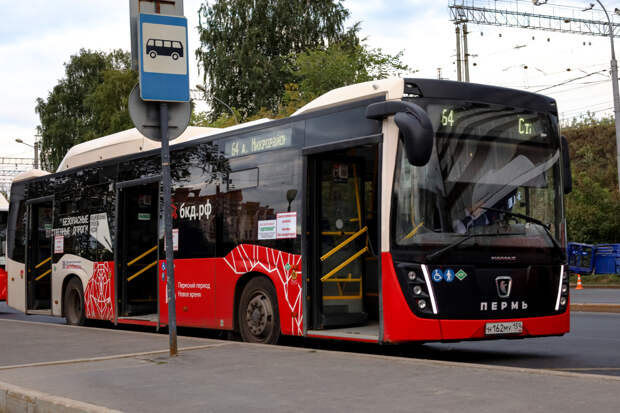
155,40,163,47
147,39,154,46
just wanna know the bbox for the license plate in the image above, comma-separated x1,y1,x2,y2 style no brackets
485,321,523,335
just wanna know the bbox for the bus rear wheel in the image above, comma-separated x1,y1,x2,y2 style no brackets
238,277,280,344
171,52,179,60
64,278,86,326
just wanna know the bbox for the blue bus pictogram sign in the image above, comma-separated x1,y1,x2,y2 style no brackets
139,13,189,102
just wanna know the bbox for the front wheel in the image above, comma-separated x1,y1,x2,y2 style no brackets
149,50,157,58
64,278,86,326
238,277,280,344
171,52,179,60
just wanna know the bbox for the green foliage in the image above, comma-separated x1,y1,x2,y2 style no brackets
290,40,410,103
36,49,137,171
563,115,620,243
193,38,411,126
196,0,354,120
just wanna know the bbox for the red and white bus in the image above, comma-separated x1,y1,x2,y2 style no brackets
0,193,8,301
6,78,572,343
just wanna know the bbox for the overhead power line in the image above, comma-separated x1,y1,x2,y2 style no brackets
449,0,620,38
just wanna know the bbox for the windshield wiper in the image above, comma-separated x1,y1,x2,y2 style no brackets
481,206,566,261
426,232,519,262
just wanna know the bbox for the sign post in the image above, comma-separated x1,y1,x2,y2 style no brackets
129,0,189,357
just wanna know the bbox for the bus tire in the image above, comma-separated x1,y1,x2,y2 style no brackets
64,278,86,326
238,277,280,344
149,51,157,58
171,52,179,60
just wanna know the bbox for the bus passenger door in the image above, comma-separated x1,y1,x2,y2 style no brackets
309,157,368,329
116,181,160,322
26,199,53,312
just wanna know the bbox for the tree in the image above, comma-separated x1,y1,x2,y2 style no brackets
563,114,620,243
36,49,137,171
196,0,354,120
192,38,411,127
290,40,410,104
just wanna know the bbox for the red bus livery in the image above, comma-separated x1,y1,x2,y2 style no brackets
0,193,8,301
5,78,572,343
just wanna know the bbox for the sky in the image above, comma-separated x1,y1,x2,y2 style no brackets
2,0,620,161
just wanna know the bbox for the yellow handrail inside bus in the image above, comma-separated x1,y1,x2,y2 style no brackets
321,246,368,282
320,227,368,262
35,269,51,281
323,273,363,300
127,245,158,267
127,261,158,282
403,221,425,241
321,231,356,236
35,256,51,269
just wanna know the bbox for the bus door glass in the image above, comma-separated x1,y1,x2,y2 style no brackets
26,200,53,311
117,182,160,320
312,157,368,328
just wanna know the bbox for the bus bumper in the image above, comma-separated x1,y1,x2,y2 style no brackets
381,252,570,343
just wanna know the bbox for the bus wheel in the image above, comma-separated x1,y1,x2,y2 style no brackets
149,51,157,58
238,277,280,344
171,52,179,60
64,278,86,326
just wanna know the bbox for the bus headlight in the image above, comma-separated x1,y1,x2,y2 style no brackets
395,262,434,315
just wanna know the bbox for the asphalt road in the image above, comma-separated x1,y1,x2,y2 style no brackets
2,301,619,377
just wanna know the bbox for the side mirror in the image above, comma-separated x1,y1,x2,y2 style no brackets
366,101,434,167
561,135,572,194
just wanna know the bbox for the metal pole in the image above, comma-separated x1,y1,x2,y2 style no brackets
596,1,620,193
160,102,178,356
463,23,470,82
456,25,462,81
33,141,39,170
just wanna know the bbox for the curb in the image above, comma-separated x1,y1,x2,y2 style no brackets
0,380,122,413
570,303,620,313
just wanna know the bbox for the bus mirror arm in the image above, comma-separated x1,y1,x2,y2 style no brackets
366,101,434,167
560,136,572,195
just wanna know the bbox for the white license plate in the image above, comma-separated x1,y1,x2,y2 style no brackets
485,321,523,335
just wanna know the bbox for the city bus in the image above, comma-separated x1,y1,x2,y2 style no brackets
5,78,572,343
0,193,8,301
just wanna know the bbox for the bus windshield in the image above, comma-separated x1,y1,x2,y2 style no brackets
392,100,563,262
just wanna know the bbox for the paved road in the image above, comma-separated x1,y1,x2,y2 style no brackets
2,302,619,378
571,288,620,304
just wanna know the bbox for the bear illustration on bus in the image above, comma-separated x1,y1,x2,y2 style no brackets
146,38,184,60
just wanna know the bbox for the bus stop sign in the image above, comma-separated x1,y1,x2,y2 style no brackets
138,13,189,102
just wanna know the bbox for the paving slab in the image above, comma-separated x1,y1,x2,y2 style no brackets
0,319,216,367
1,342,619,413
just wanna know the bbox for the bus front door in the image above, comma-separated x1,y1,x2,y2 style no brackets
310,158,368,329
117,182,160,321
26,199,53,312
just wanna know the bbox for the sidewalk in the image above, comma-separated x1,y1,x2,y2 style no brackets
570,288,620,313
1,319,619,412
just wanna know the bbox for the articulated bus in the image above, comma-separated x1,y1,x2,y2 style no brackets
1,193,7,301
6,78,572,343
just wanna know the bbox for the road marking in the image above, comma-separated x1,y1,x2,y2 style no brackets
0,343,230,371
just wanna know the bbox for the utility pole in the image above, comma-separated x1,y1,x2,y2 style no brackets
596,1,620,193
463,23,470,82
456,25,462,81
